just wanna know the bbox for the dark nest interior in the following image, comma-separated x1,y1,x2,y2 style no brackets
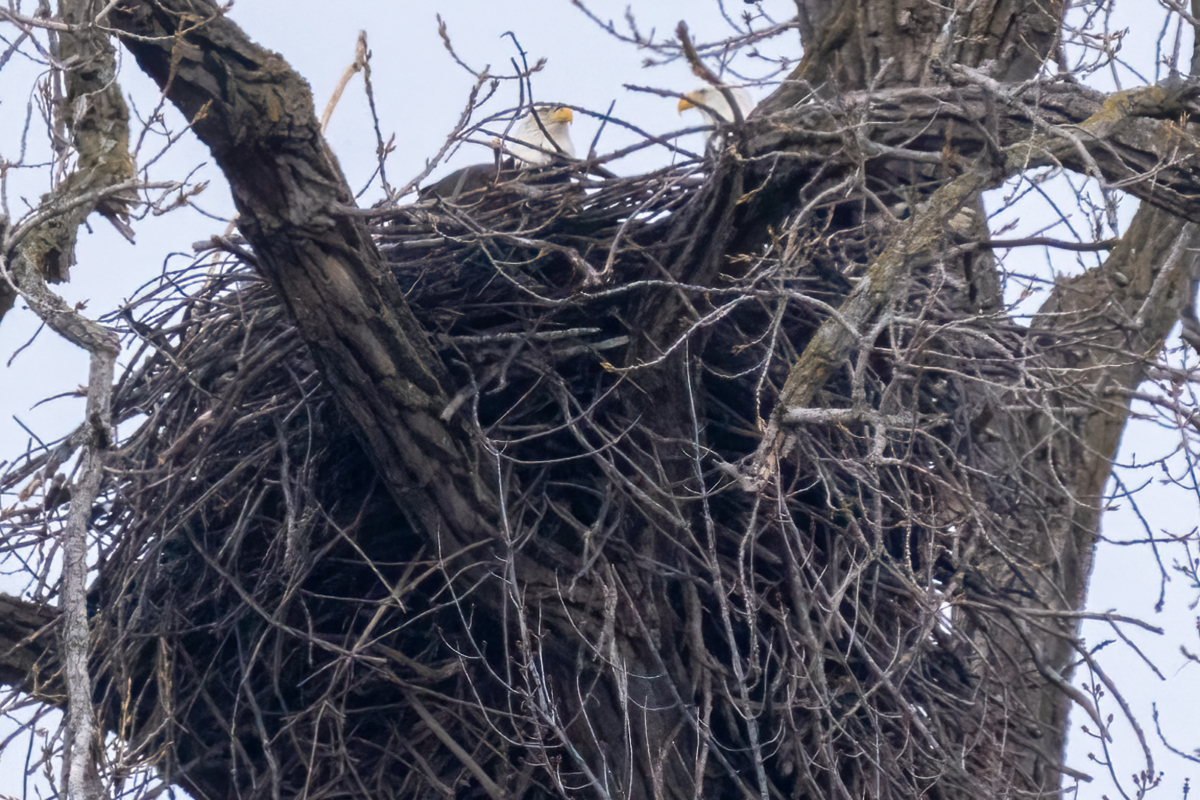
3,147,1073,799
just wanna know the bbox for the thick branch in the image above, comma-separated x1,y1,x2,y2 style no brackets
104,0,501,564
733,79,1200,251
748,166,992,481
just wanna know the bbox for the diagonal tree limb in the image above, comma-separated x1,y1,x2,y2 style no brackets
103,0,503,572
747,166,993,482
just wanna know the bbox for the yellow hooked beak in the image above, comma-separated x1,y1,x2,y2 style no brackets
677,92,701,113
545,106,574,124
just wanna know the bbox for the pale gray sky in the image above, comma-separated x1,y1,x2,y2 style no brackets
0,2,1196,798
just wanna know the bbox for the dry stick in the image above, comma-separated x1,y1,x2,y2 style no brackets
685,343,770,800
5,179,155,250
0,6,72,31
1069,635,1156,772
319,31,368,134
977,235,1120,252
748,166,992,484
1151,703,1200,765
403,687,506,800
357,31,396,199
1,248,118,800
395,72,492,201
676,22,746,126
63,351,115,800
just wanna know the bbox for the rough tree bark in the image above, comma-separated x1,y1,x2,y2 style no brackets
1,1,1198,799
0,0,135,321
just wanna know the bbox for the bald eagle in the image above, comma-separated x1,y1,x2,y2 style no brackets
504,105,576,166
419,106,577,201
677,86,755,125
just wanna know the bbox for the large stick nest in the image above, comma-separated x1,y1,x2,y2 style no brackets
4,141,1077,799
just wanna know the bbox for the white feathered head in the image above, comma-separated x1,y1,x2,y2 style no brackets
677,86,755,124
506,105,576,166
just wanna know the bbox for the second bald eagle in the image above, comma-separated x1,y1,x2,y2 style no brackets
678,86,755,125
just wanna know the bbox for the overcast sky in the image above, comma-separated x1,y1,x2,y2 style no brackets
1,2,1197,798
